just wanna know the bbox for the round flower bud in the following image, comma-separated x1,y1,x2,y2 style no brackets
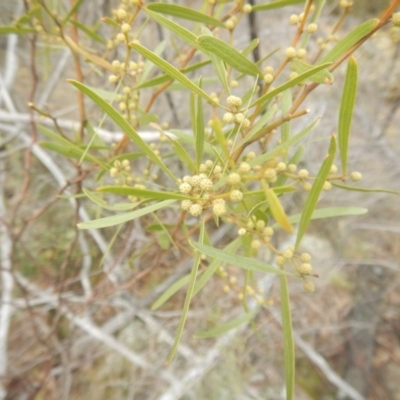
117,9,127,20
223,285,230,293
275,256,285,266
243,4,252,13
282,248,294,259
289,14,299,25
263,227,274,237
330,164,338,174
263,73,274,84
251,240,261,250
276,162,287,172
223,112,234,123
198,173,207,179
306,23,318,33
110,167,118,177
227,95,242,110
181,199,193,211
247,220,254,230
116,33,126,42
183,175,191,183
108,74,119,83
298,169,309,179
256,220,265,231
239,162,251,174
303,280,315,293
287,164,297,173
300,253,312,263
297,48,307,59
264,66,274,74
230,80,238,88
238,228,247,236
285,47,297,59
392,12,400,26
323,181,332,191
242,118,251,128
213,165,222,174
205,160,214,169
111,59,121,70
227,172,241,185
199,178,213,191
189,175,202,187
189,203,203,217
213,199,226,216
225,18,235,30
299,263,313,275
179,182,192,194
302,182,312,191
246,151,256,160
350,171,362,182
230,189,243,202
234,113,245,124
122,86,131,94
121,23,131,33
199,164,207,173
264,168,277,183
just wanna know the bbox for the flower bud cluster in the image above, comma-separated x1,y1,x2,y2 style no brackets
109,159,133,185
223,96,250,128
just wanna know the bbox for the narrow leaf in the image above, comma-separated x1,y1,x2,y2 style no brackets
144,8,197,47
252,0,305,10
151,274,192,310
196,35,263,77
291,58,333,84
0,26,36,34
82,188,137,211
68,80,176,181
129,42,217,105
280,274,295,400
265,186,294,233
167,219,205,364
77,199,175,229
191,242,292,275
251,63,332,107
295,135,336,248
194,310,258,338
69,19,106,44
147,3,225,27
97,186,191,200
331,182,399,195
320,19,378,64
338,57,358,175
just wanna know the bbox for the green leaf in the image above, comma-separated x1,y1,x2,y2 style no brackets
97,186,191,200
67,80,176,181
338,57,358,175
62,0,85,24
295,135,336,248
151,273,192,310
195,84,205,167
144,8,197,47
251,63,332,108
273,206,368,229
331,182,399,195
320,19,379,64
193,237,242,296
167,218,206,364
82,188,137,211
69,19,106,45
134,60,211,90
169,138,197,171
281,89,292,144
0,26,36,34
146,3,225,27
194,309,258,339
264,186,294,233
291,58,334,84
129,42,217,105
77,199,176,229
252,0,305,11
280,274,295,400
250,119,320,166
196,35,263,77
191,242,292,275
